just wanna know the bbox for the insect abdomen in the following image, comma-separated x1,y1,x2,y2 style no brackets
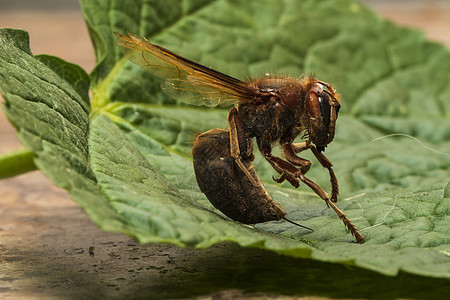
192,128,284,224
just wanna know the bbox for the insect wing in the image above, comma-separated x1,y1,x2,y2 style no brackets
115,32,258,107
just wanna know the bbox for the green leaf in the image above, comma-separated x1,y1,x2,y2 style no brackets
0,28,127,233
1,0,450,283
81,0,450,278
34,54,90,105
0,28,90,187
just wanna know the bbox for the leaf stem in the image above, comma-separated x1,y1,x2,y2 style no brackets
0,148,36,179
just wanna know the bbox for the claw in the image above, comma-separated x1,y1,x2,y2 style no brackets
272,173,286,183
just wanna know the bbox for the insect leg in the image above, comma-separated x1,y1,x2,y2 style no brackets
227,108,261,188
296,173,364,243
257,136,305,187
260,149,301,188
310,146,339,202
282,142,312,174
291,142,311,153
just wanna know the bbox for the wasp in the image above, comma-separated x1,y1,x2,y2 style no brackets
115,32,364,243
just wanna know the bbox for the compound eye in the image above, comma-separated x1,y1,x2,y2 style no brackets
313,84,323,96
318,92,331,127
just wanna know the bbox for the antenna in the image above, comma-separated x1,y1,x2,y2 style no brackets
283,217,314,231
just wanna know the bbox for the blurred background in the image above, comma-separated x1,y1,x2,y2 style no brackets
0,1,449,298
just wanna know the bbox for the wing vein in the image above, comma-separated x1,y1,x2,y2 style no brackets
115,32,259,107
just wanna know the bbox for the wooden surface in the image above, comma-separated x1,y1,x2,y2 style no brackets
0,1,449,299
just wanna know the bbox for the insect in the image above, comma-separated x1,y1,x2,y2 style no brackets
115,32,364,243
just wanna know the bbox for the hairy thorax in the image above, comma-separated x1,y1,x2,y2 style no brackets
237,76,311,145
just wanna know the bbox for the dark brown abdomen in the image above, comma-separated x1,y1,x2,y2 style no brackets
192,128,284,224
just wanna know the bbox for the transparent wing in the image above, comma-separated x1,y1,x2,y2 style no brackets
115,32,259,107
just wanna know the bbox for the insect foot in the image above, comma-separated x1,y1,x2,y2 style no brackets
328,199,365,243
